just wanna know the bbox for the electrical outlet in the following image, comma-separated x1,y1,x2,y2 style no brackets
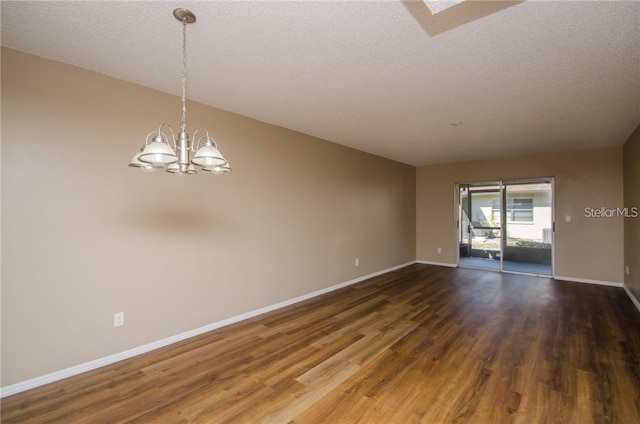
437,247,442,254
355,258,360,267
625,266,630,276
114,312,124,327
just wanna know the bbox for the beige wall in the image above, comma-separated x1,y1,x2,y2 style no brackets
624,125,640,300
0,48,416,387
416,148,624,283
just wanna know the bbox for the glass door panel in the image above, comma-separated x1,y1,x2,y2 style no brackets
458,183,502,270
502,180,553,276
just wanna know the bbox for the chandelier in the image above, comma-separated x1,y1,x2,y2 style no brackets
129,8,231,175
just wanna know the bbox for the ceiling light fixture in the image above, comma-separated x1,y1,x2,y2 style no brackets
129,8,231,175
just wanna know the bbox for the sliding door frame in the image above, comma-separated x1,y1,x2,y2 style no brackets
456,177,555,277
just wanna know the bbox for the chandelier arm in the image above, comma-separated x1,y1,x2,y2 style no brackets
192,128,212,150
144,131,157,146
167,125,177,149
157,123,177,148
192,128,202,150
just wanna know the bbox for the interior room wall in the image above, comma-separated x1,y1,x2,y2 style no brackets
623,125,640,301
0,48,416,387
416,147,624,284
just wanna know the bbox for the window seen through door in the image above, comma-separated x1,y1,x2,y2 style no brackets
492,198,533,223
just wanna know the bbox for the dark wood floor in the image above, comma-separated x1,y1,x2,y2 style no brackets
2,264,640,423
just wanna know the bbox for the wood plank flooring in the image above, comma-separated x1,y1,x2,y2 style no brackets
2,264,640,423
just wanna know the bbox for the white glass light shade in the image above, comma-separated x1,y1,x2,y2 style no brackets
139,139,178,166
203,163,232,174
129,151,156,172
192,141,227,168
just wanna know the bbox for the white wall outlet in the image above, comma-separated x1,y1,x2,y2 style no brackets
565,215,571,222
355,258,360,267
437,247,442,254
625,266,630,276
114,312,124,327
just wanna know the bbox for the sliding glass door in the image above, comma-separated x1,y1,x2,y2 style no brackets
458,179,553,276
502,180,553,275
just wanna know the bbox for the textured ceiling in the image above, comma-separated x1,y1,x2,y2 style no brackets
2,1,639,166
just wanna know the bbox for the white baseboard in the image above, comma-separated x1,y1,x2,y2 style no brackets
416,260,457,268
554,275,623,287
623,285,640,313
0,261,415,399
